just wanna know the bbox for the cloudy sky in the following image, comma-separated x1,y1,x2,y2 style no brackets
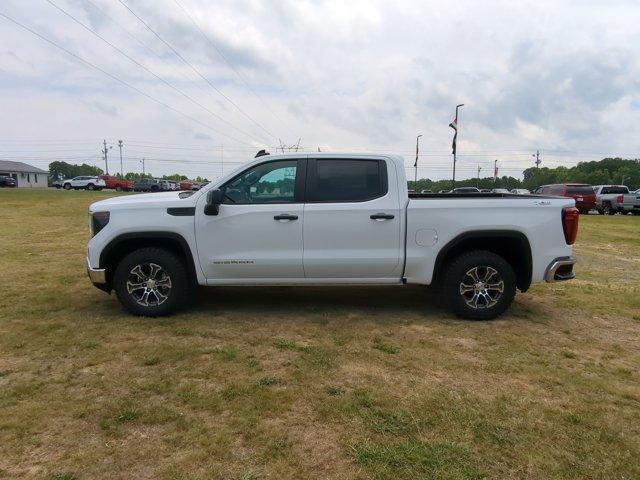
1,0,639,180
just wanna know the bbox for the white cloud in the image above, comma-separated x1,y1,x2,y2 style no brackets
0,0,638,180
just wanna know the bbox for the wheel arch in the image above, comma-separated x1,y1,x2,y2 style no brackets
100,232,198,290
433,230,533,292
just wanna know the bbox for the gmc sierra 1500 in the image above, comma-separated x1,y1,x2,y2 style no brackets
86,153,578,320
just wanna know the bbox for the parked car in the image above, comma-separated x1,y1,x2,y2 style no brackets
133,178,161,192
480,189,492,193
510,189,531,195
99,175,134,191
420,189,433,194
86,153,578,320
179,180,198,191
158,180,178,191
62,176,106,191
537,184,596,214
452,187,480,194
0,175,17,187
52,179,64,189
593,185,640,215
491,188,510,194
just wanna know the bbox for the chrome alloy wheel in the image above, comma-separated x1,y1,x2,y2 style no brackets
458,266,504,309
126,263,172,307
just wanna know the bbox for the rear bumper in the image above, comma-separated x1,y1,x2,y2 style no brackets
616,205,640,213
545,256,576,282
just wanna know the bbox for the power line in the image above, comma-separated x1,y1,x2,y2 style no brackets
117,0,278,142
44,0,261,146
171,0,292,135
82,0,163,59
0,12,256,147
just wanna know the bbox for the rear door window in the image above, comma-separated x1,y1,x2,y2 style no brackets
566,185,595,194
600,186,629,194
306,159,387,202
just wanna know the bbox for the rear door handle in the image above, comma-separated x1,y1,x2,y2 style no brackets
370,213,395,220
274,214,298,221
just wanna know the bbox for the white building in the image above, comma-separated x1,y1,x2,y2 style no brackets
0,160,49,188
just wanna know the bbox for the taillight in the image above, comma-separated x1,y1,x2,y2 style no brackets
616,195,624,204
562,207,579,245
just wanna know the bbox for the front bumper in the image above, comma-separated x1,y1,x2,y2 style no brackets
86,256,106,284
545,256,576,282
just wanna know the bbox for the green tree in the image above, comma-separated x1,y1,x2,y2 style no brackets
49,161,103,180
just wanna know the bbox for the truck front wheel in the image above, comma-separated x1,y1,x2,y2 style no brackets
114,247,191,316
442,250,516,320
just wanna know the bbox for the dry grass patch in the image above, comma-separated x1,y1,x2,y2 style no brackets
0,190,639,479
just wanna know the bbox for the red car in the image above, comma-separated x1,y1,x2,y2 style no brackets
179,180,200,191
537,183,596,214
99,175,134,191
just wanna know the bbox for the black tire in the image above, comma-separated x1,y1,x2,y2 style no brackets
442,250,517,320
87,183,95,191
115,185,122,191
114,247,191,316
603,203,615,215
63,183,71,190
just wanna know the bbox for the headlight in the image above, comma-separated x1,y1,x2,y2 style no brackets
89,211,110,237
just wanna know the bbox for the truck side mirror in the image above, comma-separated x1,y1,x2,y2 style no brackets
204,188,224,216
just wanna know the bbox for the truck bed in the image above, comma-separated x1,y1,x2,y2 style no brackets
409,192,542,199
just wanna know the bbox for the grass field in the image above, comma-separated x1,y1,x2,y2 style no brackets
1,189,639,480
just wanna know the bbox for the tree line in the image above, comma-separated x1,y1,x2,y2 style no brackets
48,161,209,184
47,157,639,192
409,158,640,192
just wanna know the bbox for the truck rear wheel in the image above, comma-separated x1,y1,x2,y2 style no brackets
603,203,615,215
114,247,191,316
442,250,516,320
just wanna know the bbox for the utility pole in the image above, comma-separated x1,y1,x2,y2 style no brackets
414,134,423,186
140,158,145,175
451,104,464,190
477,165,482,188
101,139,112,175
118,140,123,177
493,160,498,183
533,150,541,169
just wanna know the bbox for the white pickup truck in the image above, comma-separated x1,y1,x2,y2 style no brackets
86,153,578,320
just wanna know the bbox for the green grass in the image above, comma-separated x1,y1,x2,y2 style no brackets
0,189,639,479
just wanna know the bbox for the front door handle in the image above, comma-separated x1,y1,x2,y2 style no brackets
274,214,298,221
370,213,395,220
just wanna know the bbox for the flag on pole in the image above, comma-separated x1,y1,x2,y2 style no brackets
449,118,458,155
